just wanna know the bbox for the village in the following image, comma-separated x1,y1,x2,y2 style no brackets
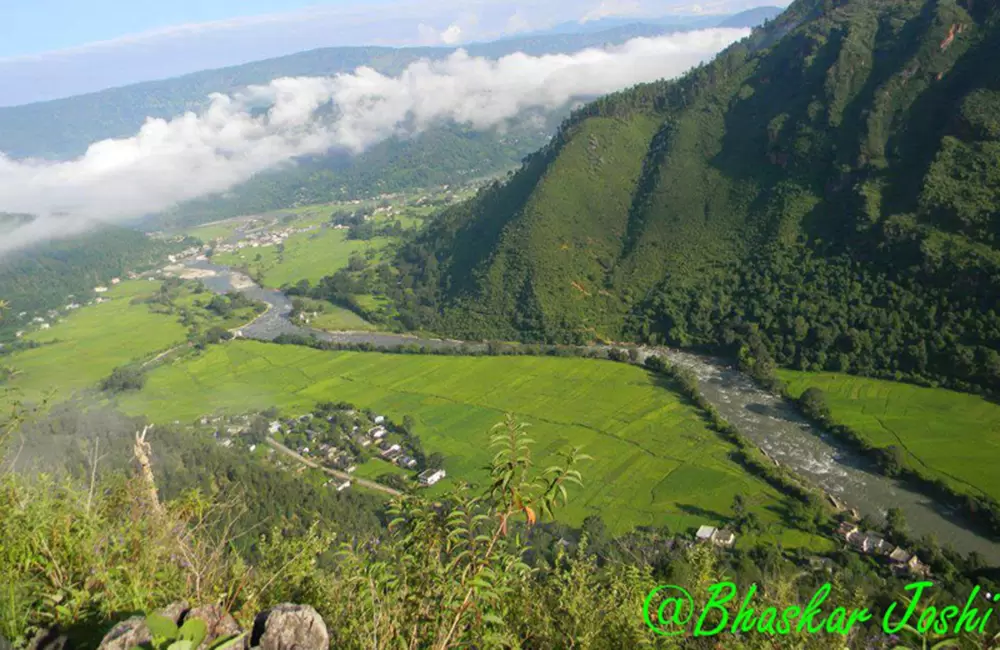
204,405,446,494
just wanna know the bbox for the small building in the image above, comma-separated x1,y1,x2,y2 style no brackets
419,469,446,486
695,525,736,547
111,278,121,285
39,323,50,330
337,481,352,492
369,426,387,440
837,521,859,540
888,547,912,564
346,466,356,473
398,456,418,469
374,415,385,425
712,530,736,548
269,421,281,434
248,444,257,453
94,286,109,293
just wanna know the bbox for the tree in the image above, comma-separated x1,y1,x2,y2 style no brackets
886,507,908,538
798,387,831,421
101,366,147,393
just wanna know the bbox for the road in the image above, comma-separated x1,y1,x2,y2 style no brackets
266,437,404,497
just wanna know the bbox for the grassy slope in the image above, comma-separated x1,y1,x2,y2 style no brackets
4,282,187,404
120,340,824,546
780,370,1000,502
213,227,394,288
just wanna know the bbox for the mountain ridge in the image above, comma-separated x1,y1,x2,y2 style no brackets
389,0,1000,394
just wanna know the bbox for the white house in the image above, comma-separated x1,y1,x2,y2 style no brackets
418,469,446,486
374,415,385,425
39,323,50,330
94,286,108,293
696,526,717,543
369,426,387,440
337,481,352,492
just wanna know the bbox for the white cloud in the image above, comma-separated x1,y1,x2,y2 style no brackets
505,10,532,34
581,0,643,23
0,28,749,254
440,24,464,45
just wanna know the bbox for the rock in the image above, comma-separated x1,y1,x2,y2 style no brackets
98,602,189,650
183,605,242,650
251,604,329,650
25,629,71,650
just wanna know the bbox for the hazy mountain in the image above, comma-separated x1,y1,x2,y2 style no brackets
0,24,727,161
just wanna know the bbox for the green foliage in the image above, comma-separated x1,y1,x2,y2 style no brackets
101,366,147,394
0,227,179,337
131,614,243,650
384,0,1000,396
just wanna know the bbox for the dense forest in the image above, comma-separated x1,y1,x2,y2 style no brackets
382,0,1000,395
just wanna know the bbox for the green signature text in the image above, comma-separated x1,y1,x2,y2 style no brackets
643,581,1000,638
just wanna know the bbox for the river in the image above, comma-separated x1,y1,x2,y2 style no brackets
177,258,1000,562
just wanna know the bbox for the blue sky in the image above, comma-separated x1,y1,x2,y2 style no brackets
3,0,340,57
0,0,786,105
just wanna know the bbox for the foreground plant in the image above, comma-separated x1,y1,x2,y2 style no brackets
133,613,244,650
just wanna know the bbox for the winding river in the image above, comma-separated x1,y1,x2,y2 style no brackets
180,259,1000,562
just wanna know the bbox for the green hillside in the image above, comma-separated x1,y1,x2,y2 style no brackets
0,227,178,334
395,0,1000,394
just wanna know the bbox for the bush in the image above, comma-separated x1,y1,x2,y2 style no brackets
101,366,147,393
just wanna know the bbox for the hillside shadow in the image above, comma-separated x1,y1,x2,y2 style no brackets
676,503,729,524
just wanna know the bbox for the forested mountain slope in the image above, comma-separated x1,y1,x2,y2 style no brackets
395,0,1000,394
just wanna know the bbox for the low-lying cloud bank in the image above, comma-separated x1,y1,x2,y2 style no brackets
0,28,748,255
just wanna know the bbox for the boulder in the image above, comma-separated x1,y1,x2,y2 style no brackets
251,604,329,650
183,605,242,650
25,629,71,650
98,601,188,650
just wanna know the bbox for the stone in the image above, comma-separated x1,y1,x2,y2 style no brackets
97,601,189,650
25,629,71,650
183,605,243,650
251,604,329,650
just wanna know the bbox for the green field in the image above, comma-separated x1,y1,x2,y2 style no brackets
2,280,265,407
780,371,1000,502
3,281,188,404
213,227,393,288
120,340,823,543
289,296,376,332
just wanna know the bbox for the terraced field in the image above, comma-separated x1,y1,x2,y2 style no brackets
780,371,1000,502
120,340,826,545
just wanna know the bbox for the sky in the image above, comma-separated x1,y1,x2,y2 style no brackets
0,0,787,105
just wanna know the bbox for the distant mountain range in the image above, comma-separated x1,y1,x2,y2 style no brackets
0,9,782,161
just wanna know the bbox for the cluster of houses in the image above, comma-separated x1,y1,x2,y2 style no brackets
208,225,317,254
11,283,129,337
837,521,930,577
208,409,436,493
